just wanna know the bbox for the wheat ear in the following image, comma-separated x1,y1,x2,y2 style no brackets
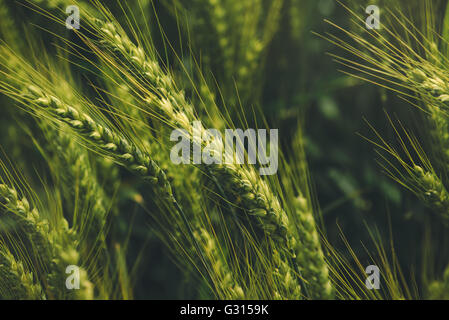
194,228,245,299
293,196,333,299
412,165,449,224
0,247,44,299
26,85,175,201
0,183,93,299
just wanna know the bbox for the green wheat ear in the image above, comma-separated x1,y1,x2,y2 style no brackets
0,247,44,300
412,165,449,224
194,227,245,300
0,183,94,299
25,84,175,201
293,195,333,299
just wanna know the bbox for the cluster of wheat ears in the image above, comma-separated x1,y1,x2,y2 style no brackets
0,0,449,300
